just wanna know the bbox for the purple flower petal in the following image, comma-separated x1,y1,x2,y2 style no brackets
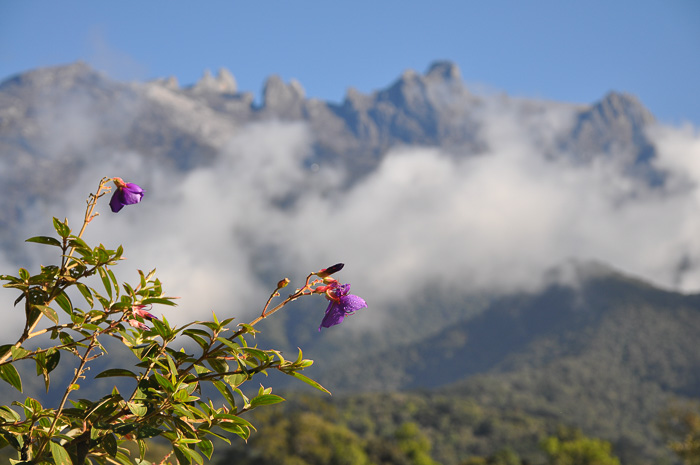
110,182,144,213
318,292,367,331
319,301,346,330
338,294,367,315
121,183,144,204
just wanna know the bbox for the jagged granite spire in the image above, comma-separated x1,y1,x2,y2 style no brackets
260,75,305,117
190,68,237,94
425,60,462,83
566,91,656,167
0,60,662,187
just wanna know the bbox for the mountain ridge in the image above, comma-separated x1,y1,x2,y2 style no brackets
0,60,662,250
0,60,657,171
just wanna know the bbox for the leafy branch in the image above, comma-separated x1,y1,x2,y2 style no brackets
0,178,364,464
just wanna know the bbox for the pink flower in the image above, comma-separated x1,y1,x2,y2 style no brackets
133,305,155,321
128,319,149,331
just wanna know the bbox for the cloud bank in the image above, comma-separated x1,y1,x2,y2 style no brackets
2,101,700,339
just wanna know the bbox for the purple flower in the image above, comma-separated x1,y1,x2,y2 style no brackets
110,178,144,213
319,282,367,331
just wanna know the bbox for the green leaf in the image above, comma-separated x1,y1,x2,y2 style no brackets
285,371,330,395
215,337,240,352
216,412,254,429
152,318,172,340
250,394,285,408
234,388,249,407
0,274,22,283
95,368,139,379
0,405,20,422
198,438,214,460
86,394,123,419
0,364,22,392
136,425,163,439
114,450,133,465
217,422,250,440
34,305,59,325
95,247,110,265
132,342,159,361
173,446,192,465
0,344,12,360
25,236,62,247
142,297,177,306
102,433,118,457
127,401,148,417
98,267,112,300
45,349,60,373
223,373,247,388
212,380,236,410
58,332,75,346
183,332,209,351
107,268,119,297
207,357,229,374
52,217,71,238
241,347,268,361
68,236,89,250
174,388,197,403
179,446,203,465
50,441,72,465
10,345,29,360
153,371,174,392
54,292,73,315
76,282,94,308
137,438,147,461
197,427,230,445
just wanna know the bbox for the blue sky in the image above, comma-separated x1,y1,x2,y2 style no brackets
1,1,699,125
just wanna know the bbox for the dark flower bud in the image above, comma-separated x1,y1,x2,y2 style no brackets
315,263,344,278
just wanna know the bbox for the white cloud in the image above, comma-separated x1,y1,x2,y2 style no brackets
3,102,700,341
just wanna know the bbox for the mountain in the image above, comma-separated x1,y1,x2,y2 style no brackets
184,260,700,465
2,261,696,464
0,60,663,268
324,261,700,391
0,59,658,185
250,262,700,464
0,61,692,464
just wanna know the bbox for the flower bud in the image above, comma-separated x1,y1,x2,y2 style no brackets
315,263,344,278
313,285,330,294
277,278,290,289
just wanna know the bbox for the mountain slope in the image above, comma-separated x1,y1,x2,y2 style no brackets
292,262,697,462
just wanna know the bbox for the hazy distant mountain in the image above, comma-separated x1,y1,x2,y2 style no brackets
0,59,683,395
324,260,699,390
1,61,694,464
0,60,663,268
0,59,658,190
257,261,700,463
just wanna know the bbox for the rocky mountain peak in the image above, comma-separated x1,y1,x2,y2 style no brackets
565,91,657,168
0,61,110,93
425,60,462,83
261,75,305,114
190,68,238,94
592,91,655,127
